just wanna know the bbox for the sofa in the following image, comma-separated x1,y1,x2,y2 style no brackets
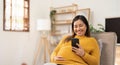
91,32,117,65
48,32,117,65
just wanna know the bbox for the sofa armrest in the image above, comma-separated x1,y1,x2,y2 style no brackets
91,32,117,65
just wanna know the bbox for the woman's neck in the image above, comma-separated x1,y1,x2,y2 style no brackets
75,35,86,38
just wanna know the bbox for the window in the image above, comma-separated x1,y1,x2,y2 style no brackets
3,0,30,32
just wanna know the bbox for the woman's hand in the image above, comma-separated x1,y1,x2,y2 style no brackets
72,44,85,57
54,56,65,61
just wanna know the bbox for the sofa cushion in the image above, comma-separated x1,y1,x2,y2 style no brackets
97,39,103,56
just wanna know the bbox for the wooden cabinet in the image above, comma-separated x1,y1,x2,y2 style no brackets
50,4,90,35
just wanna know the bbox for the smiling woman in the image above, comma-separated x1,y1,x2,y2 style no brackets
50,15,100,65
3,0,30,32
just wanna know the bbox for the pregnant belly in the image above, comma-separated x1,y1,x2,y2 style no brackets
56,46,88,65
57,46,74,59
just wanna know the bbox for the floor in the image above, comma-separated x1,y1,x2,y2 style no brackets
115,45,120,65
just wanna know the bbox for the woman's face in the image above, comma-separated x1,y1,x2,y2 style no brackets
73,19,87,36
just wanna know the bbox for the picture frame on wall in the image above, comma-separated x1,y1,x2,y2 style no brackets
76,8,90,21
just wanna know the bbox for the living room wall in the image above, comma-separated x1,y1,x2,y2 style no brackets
0,0,119,65
51,0,120,28
0,0,51,65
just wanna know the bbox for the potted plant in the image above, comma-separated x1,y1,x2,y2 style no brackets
50,10,56,32
50,10,56,22
89,24,105,33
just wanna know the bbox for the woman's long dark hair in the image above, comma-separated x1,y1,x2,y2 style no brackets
64,15,90,42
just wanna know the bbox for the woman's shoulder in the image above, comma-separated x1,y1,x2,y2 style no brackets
86,36,97,41
86,37,98,46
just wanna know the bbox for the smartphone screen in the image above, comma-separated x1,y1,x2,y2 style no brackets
71,38,79,48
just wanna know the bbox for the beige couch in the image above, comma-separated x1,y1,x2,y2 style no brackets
50,32,117,65
91,32,117,65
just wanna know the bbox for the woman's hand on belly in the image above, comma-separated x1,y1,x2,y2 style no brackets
54,56,65,61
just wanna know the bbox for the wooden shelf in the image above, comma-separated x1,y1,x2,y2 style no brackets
51,33,62,36
51,32,69,36
50,4,90,36
53,22,71,25
52,20,72,25
50,4,77,36
55,11,76,15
